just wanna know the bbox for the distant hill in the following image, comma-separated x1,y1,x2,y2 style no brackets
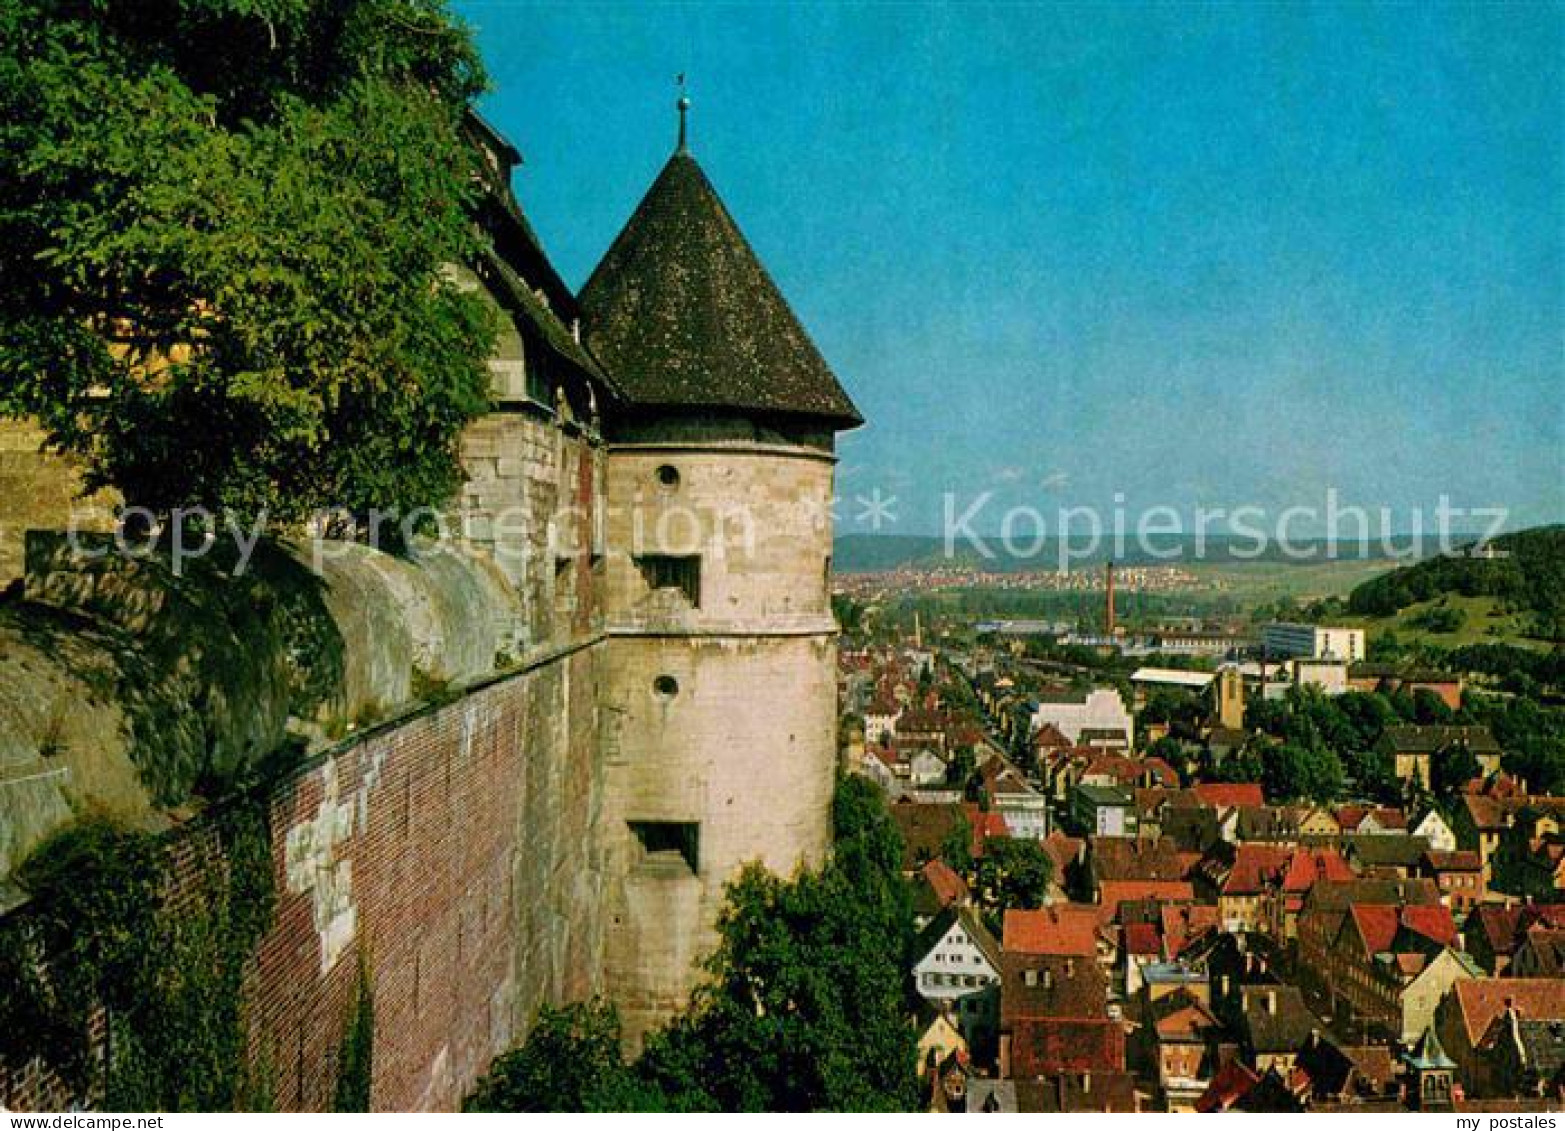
832,532,1468,573
1346,525,1565,641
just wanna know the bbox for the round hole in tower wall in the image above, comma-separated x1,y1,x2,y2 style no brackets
655,464,680,490
653,675,679,699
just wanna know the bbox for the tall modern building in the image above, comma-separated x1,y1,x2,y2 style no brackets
581,108,862,1042
1261,623,1366,662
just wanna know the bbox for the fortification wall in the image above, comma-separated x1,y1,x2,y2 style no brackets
0,642,607,1112
254,640,605,1112
1,385,614,1110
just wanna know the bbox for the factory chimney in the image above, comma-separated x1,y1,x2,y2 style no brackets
1105,560,1117,637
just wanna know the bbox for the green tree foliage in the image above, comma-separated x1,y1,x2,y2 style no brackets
944,745,985,802
0,0,495,526
831,594,865,634
1348,527,1564,641
1445,644,1565,694
1144,734,1189,776
464,1000,663,1113
1238,687,1401,800
1139,690,1207,736
639,856,920,1112
1206,739,1265,786
1411,688,1456,725
1261,740,1344,803
1408,603,1466,634
1462,692,1565,796
937,809,974,874
830,774,915,956
971,837,1053,916
1431,740,1481,800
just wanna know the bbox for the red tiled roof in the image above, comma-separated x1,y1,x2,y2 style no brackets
950,724,986,747
1282,847,1355,894
1091,836,1187,884
1422,850,1481,872
1033,723,1072,749
964,804,1011,857
1337,805,1407,832
920,859,969,908
1196,1060,1261,1113
890,801,967,868
1124,921,1161,956
1003,905,1102,956
1400,903,1458,946
1082,753,1143,785
1042,832,1084,876
1081,754,1177,789
1161,904,1221,956
1465,771,1526,799
1100,880,1195,919
1195,783,1265,809
1142,757,1180,787
1223,844,1293,896
1452,979,1565,1046
1350,902,1456,955
866,746,901,771
1008,1018,1126,1077
1015,1072,1138,1113
1350,904,1402,955
1152,990,1222,1039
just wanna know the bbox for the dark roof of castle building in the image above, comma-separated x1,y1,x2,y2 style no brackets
579,147,862,426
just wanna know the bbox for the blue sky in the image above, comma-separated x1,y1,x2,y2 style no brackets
458,1,1563,536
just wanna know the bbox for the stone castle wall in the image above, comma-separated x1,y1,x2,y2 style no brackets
0,643,607,1113
0,344,617,1109
253,642,605,1112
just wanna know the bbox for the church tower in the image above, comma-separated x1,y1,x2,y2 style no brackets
581,98,861,1043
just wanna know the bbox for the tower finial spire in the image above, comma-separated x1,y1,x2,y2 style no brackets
675,73,690,152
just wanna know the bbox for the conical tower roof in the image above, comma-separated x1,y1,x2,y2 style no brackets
580,147,861,426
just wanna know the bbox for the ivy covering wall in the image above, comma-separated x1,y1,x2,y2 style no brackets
0,799,276,1110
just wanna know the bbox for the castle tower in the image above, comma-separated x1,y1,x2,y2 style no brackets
580,100,861,1043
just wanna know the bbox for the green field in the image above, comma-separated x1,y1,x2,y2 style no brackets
1184,559,1396,606
1334,594,1549,651
868,556,1554,650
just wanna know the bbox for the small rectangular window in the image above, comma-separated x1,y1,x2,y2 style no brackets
523,330,552,407
629,820,699,874
635,554,701,607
